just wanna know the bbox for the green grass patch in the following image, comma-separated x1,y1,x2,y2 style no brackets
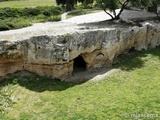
0,0,56,8
0,6,63,31
0,84,16,114
0,46,160,119
0,18,32,30
0,0,100,30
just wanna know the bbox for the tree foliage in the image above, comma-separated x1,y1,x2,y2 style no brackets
56,0,93,5
96,0,159,20
56,0,94,11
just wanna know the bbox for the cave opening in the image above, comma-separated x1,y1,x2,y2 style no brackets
129,47,136,53
73,55,86,73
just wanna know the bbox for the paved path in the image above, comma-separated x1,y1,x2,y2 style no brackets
61,9,157,24
61,10,82,21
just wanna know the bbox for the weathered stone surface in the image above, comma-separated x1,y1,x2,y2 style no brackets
0,21,160,80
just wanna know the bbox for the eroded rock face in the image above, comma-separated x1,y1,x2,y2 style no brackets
0,21,160,80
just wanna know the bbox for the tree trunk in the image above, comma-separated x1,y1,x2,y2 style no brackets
116,0,130,20
66,0,72,11
148,3,157,13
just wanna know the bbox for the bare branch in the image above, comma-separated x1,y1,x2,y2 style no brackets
119,1,123,5
113,10,117,18
116,0,130,19
104,9,114,19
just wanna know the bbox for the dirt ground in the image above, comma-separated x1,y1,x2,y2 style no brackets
66,67,119,83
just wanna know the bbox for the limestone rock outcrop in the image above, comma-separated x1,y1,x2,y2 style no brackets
0,21,160,80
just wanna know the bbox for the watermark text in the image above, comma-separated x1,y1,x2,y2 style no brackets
125,113,158,119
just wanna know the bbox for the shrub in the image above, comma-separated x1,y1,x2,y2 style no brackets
0,20,10,30
23,7,41,16
0,6,63,30
0,6,62,18
0,18,32,30
0,7,23,18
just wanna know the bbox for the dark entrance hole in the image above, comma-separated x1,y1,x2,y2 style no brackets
73,55,86,73
129,47,136,53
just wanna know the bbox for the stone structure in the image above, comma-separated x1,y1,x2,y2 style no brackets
0,21,160,80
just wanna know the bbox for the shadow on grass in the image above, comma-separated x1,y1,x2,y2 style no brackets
113,46,160,71
0,72,82,92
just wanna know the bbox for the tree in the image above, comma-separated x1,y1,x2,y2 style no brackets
66,0,74,11
56,0,74,11
148,3,157,13
56,0,66,6
96,0,130,20
147,0,160,17
132,0,160,17
96,0,159,20
56,0,94,11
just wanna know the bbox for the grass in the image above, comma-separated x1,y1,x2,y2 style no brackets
0,0,56,8
0,46,160,119
0,6,63,31
0,0,62,31
0,0,100,30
